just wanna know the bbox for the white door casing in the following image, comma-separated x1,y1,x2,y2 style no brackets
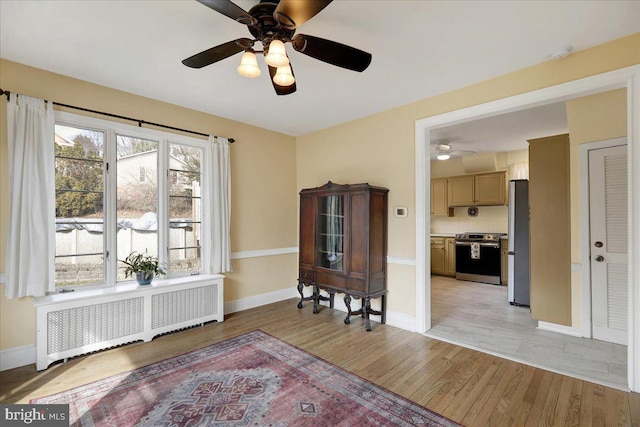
589,144,628,346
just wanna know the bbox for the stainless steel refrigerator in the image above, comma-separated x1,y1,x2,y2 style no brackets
507,180,530,306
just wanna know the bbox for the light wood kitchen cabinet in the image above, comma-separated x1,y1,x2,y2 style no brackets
447,171,507,207
430,237,446,275
447,175,475,206
431,237,456,277
528,134,571,326
445,237,456,276
501,238,508,285
431,178,453,216
475,172,507,205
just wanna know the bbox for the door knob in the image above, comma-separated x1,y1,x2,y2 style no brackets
595,255,604,262
594,241,603,248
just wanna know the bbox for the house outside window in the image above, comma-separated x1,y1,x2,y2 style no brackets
53,112,211,290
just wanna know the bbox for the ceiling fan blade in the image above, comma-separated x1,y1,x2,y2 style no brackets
182,39,250,68
292,34,371,72
274,0,332,30
268,65,297,96
196,0,257,26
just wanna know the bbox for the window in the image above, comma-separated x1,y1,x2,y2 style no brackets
54,125,105,287
53,112,211,290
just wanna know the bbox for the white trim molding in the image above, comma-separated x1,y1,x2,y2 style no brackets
0,344,36,371
0,273,5,284
387,256,417,266
415,65,640,392
537,321,583,337
231,247,298,260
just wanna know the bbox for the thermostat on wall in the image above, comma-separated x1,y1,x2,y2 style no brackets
395,207,408,217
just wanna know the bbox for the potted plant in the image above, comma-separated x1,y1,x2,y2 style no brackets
120,250,166,285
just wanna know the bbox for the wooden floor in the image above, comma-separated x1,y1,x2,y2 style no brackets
1,298,639,426
429,276,628,390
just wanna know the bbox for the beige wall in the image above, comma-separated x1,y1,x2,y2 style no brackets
0,59,298,350
565,89,628,327
297,33,640,320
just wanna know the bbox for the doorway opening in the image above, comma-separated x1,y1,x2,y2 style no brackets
415,65,640,392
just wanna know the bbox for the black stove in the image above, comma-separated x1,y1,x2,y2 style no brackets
454,232,505,285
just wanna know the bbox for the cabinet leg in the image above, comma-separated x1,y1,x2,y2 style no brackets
312,285,320,314
344,294,352,325
381,294,386,325
329,292,335,309
364,297,372,332
297,283,304,309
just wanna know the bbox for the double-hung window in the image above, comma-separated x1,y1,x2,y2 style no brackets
53,111,211,290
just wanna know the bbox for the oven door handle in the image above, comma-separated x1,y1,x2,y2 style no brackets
455,241,500,248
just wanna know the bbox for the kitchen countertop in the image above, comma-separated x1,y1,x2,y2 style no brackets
431,233,456,237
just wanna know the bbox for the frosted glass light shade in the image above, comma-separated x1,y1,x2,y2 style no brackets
273,64,295,86
437,154,450,160
237,51,261,78
265,40,289,67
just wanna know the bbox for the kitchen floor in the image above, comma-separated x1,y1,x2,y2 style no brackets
427,275,628,390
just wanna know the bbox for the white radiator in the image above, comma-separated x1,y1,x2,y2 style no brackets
35,274,224,371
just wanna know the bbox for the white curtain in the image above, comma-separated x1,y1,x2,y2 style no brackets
4,95,55,298
207,136,232,273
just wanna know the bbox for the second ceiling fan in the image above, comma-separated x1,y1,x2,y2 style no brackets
182,0,372,95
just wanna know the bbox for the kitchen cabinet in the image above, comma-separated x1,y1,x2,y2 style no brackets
430,237,445,275
447,171,507,207
445,237,456,276
501,238,508,285
298,181,389,331
431,178,453,216
431,237,456,277
529,134,571,325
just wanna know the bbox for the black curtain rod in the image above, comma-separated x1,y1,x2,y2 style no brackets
0,88,235,143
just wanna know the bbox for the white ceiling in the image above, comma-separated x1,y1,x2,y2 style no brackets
1,1,639,137
430,101,569,155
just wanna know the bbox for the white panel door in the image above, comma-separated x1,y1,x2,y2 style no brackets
589,144,627,345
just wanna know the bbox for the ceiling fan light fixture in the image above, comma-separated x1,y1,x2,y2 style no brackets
237,51,261,78
273,64,295,86
264,39,289,67
436,154,451,161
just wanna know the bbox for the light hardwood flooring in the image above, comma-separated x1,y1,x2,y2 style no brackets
428,275,628,391
1,297,639,426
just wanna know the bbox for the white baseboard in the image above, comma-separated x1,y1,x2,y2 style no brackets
537,321,583,337
316,294,416,332
0,344,36,371
224,287,299,314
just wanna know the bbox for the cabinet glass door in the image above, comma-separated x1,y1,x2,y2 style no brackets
317,195,344,270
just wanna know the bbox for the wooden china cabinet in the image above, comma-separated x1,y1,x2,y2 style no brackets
297,181,388,331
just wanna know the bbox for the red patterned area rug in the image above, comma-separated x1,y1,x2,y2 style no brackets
31,330,460,426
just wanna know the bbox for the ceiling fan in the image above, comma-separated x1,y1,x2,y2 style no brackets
430,139,476,160
182,0,373,95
